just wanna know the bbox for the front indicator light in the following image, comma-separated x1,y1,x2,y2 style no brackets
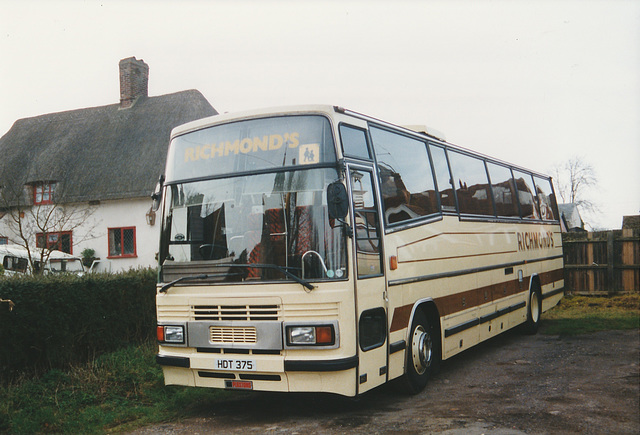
315,326,334,345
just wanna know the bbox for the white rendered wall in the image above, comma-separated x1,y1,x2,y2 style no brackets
74,198,160,273
0,197,160,273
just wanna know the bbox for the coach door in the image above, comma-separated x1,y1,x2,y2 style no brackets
348,165,388,394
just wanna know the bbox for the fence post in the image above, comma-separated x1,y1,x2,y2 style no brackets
607,231,615,294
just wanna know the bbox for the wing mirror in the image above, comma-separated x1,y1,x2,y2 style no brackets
327,181,348,220
151,175,165,212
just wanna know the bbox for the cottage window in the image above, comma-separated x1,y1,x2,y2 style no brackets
0,237,7,245
108,227,137,258
34,182,56,205
36,231,72,254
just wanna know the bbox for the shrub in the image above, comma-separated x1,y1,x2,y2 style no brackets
80,248,97,269
0,269,157,382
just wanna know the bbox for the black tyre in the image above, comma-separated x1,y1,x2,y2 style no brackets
399,309,439,394
523,286,542,335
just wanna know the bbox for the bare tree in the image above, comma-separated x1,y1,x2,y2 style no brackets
0,181,98,274
550,156,600,228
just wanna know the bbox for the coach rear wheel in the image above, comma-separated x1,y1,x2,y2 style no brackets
400,310,439,394
523,286,542,335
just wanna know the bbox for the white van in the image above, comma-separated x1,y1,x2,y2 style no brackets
0,244,85,276
47,250,85,275
0,245,32,276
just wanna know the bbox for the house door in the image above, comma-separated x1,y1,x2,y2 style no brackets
348,165,388,394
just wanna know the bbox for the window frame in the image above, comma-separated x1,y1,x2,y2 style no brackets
349,167,384,279
368,124,440,228
428,143,456,215
108,227,137,259
532,175,560,222
339,123,373,160
446,149,495,217
33,182,56,205
341,118,559,229
486,161,521,219
512,170,542,220
36,231,73,254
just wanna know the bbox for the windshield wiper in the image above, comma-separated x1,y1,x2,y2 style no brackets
159,273,230,293
158,264,315,293
220,263,315,291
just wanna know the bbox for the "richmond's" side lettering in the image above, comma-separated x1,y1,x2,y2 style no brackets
517,231,555,251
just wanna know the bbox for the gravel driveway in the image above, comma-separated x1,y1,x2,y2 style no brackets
130,327,639,434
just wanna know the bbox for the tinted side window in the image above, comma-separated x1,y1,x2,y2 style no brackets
370,127,438,225
429,144,456,212
513,170,540,219
448,151,494,216
340,125,371,160
487,163,519,217
533,176,558,221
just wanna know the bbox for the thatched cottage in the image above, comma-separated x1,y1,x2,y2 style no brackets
0,57,217,272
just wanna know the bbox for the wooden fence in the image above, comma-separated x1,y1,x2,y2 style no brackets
563,229,639,294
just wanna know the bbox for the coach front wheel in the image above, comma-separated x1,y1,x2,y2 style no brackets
399,310,439,394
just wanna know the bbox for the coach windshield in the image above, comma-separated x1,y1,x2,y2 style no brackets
160,115,346,286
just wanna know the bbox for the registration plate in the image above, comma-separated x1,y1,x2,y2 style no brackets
214,358,256,371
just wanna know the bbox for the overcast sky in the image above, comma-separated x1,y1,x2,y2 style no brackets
1,0,638,230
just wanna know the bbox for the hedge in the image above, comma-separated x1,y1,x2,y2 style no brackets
0,269,157,382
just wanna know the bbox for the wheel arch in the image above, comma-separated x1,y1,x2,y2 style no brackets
405,298,442,351
529,273,542,294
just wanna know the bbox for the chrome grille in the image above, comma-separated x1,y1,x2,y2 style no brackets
210,326,257,344
192,304,281,321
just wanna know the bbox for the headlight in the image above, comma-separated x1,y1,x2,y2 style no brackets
157,325,185,344
288,326,316,344
286,325,334,346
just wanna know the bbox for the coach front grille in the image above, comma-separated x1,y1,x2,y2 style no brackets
192,304,281,321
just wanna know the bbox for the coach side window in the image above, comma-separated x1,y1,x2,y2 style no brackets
447,151,494,216
533,176,558,221
429,144,456,212
513,170,541,219
487,163,520,218
340,125,371,160
369,127,438,225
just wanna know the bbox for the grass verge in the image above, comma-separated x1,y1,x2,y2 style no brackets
542,293,640,335
0,342,231,434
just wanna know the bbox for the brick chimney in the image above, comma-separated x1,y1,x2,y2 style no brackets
119,57,149,109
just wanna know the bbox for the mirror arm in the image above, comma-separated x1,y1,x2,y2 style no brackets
335,218,353,238
344,222,353,238
337,159,347,180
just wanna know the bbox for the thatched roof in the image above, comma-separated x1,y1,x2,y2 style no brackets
0,90,217,205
